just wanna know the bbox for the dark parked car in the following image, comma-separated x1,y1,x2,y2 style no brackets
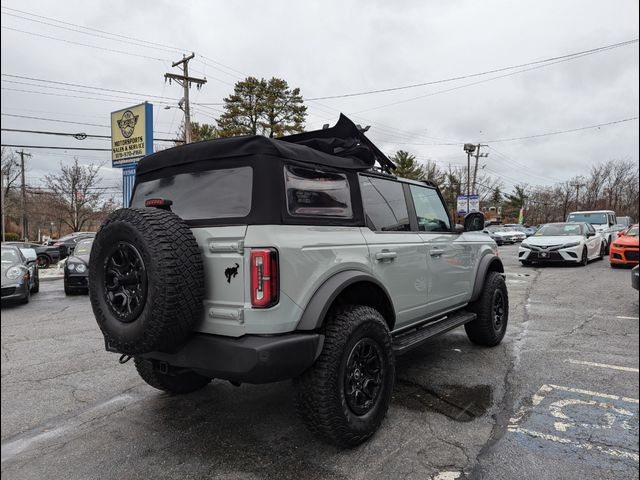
4,241,61,268
1,245,39,304
54,233,96,259
64,237,93,295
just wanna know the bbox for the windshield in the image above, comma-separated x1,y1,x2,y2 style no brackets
1,248,20,264
74,239,94,256
535,224,583,236
567,213,607,224
625,226,639,237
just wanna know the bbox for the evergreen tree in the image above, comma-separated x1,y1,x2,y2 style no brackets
390,150,425,180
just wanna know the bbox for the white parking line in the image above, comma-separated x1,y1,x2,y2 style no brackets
507,427,639,462
548,384,639,405
616,316,639,320
567,359,639,373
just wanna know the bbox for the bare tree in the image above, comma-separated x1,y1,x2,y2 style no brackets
44,158,106,232
1,148,21,198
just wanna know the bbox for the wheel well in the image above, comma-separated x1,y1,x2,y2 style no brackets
327,281,395,331
488,258,504,274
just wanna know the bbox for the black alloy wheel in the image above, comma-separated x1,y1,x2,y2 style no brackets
36,255,51,269
103,241,148,323
344,338,385,416
581,248,588,267
492,290,506,332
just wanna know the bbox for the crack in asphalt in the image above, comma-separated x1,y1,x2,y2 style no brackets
469,267,542,479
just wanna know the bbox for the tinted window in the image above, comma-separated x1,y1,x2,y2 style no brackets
285,165,352,218
409,185,451,232
359,176,410,231
132,167,253,221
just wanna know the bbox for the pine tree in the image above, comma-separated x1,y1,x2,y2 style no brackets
390,150,425,180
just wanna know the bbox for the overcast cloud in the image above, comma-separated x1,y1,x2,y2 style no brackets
1,0,638,194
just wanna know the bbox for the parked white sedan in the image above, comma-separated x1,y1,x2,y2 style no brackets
518,222,605,266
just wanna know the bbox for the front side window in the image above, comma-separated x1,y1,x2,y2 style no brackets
285,165,352,218
132,167,253,221
409,185,451,232
359,176,410,231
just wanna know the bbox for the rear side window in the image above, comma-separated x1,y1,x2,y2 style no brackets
285,165,352,218
131,167,253,220
359,176,410,231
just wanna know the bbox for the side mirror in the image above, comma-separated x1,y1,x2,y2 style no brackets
464,212,485,232
618,231,625,237
586,232,595,238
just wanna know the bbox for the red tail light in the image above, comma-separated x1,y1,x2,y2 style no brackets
250,248,279,308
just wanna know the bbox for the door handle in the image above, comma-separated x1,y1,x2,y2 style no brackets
430,248,444,257
375,251,397,262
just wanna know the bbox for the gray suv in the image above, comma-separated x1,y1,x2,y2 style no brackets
89,115,508,447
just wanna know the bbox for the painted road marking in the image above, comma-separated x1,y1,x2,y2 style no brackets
508,384,639,463
508,427,639,462
568,359,639,373
616,316,639,320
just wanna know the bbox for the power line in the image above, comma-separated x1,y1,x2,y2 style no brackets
1,128,182,143
1,26,170,62
306,39,638,100
1,6,247,80
1,144,111,151
483,117,639,143
1,74,181,101
1,113,177,136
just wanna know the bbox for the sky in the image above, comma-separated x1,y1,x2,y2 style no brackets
1,0,638,197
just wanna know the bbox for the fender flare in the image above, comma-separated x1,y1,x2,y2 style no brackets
470,254,504,303
296,270,395,331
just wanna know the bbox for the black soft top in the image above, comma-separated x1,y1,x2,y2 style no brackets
136,114,394,176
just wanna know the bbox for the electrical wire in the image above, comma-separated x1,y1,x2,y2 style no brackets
306,39,638,101
1,128,181,143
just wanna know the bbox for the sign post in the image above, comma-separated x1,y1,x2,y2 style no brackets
111,102,153,207
457,194,480,216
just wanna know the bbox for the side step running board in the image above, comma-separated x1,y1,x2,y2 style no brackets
392,311,476,355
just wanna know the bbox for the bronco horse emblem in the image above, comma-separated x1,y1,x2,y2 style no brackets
224,263,240,283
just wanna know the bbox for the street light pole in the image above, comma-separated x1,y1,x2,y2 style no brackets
463,144,476,215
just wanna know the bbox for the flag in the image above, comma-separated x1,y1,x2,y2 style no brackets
518,208,524,225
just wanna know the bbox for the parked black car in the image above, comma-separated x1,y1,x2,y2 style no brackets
64,237,94,295
4,241,61,268
1,245,39,304
54,233,96,260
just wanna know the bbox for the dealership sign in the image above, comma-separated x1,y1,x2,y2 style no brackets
457,194,480,215
111,102,153,168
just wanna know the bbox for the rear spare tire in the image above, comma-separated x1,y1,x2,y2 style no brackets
89,208,204,355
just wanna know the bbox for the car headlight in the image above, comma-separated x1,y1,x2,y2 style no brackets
561,242,580,248
76,263,87,273
67,263,76,271
6,266,23,279
521,242,531,249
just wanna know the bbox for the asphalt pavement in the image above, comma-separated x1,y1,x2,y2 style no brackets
1,245,638,480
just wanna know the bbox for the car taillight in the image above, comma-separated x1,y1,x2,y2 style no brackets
250,248,279,308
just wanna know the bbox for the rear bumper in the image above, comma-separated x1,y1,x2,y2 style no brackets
133,332,323,384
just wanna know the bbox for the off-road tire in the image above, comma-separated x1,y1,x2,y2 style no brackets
89,208,204,355
293,305,395,448
134,358,211,394
465,271,508,347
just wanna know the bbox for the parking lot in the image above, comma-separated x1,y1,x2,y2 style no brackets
1,244,638,480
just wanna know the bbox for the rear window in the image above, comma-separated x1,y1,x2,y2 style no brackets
131,167,253,220
284,165,352,218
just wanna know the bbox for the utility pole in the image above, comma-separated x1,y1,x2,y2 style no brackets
17,150,31,240
1,167,5,242
463,144,476,215
570,181,586,209
472,144,489,195
164,53,207,144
